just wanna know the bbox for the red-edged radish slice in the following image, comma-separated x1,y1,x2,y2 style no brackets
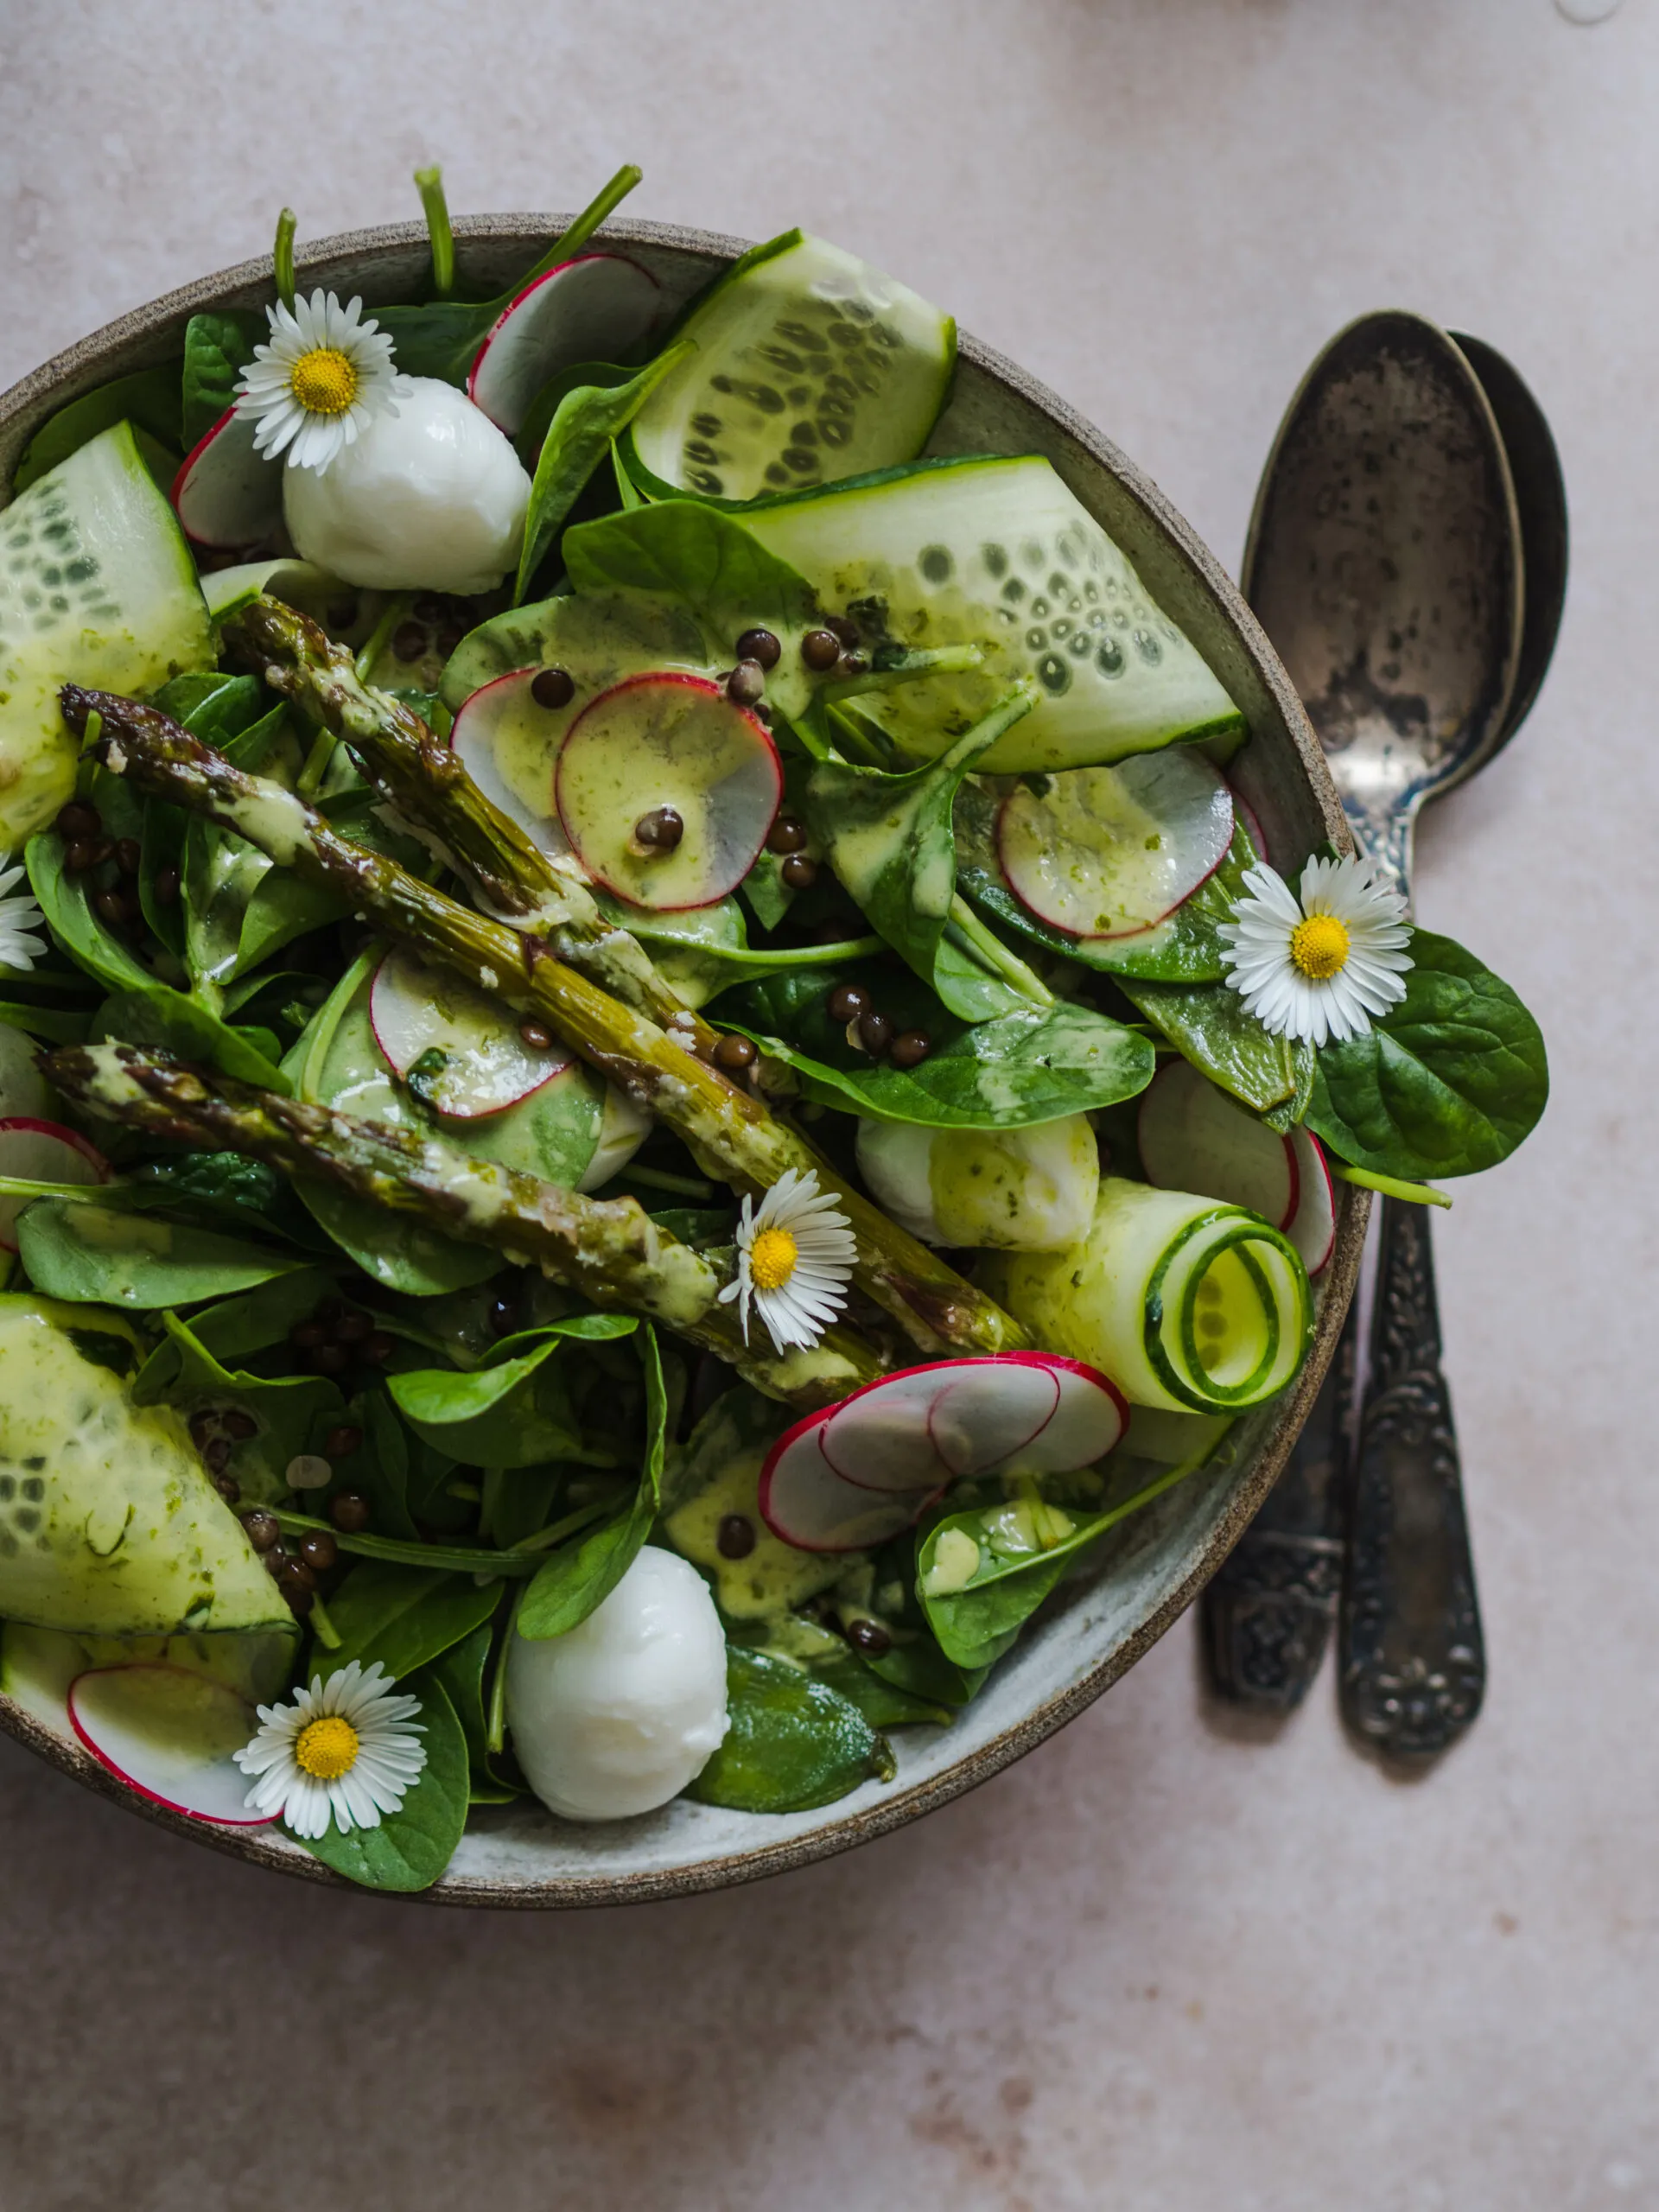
67,1663,272,1827
928,1358,1060,1478
997,753,1234,940
467,254,662,436
1287,1128,1335,1276
1230,784,1270,865
171,408,283,551
759,1413,941,1554
370,946,569,1119
1137,1059,1298,1230
1009,1355,1128,1472
818,1364,955,1495
448,666,572,859
0,1117,108,1249
0,1024,49,1122
555,672,782,912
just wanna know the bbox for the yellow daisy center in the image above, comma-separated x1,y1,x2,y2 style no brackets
1289,912,1351,981
294,1713,360,1780
749,1226,799,1292
289,347,359,416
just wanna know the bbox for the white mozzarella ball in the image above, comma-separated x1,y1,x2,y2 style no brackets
856,1113,1100,1250
505,1545,728,1821
283,376,531,594
0,1023,49,1121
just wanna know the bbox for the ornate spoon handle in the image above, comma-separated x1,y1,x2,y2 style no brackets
1203,1299,1355,1707
1338,1198,1485,1757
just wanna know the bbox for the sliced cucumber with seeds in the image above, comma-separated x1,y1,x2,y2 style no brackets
738,455,1245,776
0,423,213,849
622,231,955,504
982,1177,1312,1415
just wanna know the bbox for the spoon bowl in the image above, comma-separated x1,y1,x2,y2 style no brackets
1242,311,1524,888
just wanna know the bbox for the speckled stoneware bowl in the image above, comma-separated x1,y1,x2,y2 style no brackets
0,215,1367,1907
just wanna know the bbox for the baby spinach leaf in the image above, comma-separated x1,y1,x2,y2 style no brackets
26,829,157,997
154,671,270,743
296,1667,469,1893
956,783,1249,986
607,892,880,1010
728,963,1154,1128
122,1151,324,1248
429,1618,520,1803
1307,928,1548,1178
178,1266,339,1365
865,1635,990,1709
516,1485,652,1639
1117,975,1312,1116
16,1198,308,1307
812,1652,951,1729
181,311,262,450
918,1451,1218,1667
514,359,633,466
513,341,696,603
136,1310,342,1503
14,364,182,493
92,988,288,1092
564,499,818,664
390,1335,582,1469
803,688,1035,1016
686,1647,896,1813
324,1390,421,1541
315,1560,504,1685
0,1000,89,1042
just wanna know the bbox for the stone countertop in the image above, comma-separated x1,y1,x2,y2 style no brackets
1,2,1651,2204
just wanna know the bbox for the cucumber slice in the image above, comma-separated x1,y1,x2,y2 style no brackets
982,1177,1312,1414
739,456,1244,774
623,231,956,503
0,422,213,849
0,1294,291,1637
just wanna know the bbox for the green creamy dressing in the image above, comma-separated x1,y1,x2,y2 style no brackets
925,1122,1096,1249
664,1451,846,1621
0,1300,289,1636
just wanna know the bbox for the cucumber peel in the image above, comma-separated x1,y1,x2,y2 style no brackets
0,423,213,849
624,231,956,504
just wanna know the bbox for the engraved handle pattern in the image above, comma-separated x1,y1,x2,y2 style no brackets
1338,1198,1485,1757
1203,1301,1357,1710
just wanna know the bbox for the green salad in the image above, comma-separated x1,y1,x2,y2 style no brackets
0,166,1547,1890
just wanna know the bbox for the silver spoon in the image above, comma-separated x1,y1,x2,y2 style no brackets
1212,312,1541,1756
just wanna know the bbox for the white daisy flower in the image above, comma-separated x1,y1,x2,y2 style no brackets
233,1658,426,1840
717,1166,857,1355
1219,854,1413,1048
0,861,47,974
233,290,411,474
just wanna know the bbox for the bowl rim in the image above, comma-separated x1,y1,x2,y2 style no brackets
0,213,1366,1909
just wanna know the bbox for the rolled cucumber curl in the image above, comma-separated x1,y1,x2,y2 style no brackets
980,1177,1312,1414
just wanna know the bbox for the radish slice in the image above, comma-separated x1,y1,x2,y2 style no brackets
171,408,283,551
467,254,662,436
449,666,572,859
0,1117,108,1249
1137,1059,1298,1230
0,1024,49,1122
1287,1127,1335,1276
997,753,1234,939
370,946,569,1119
555,672,781,912
818,1365,955,1495
67,1662,271,1826
759,1414,941,1554
1230,784,1270,865
1014,1355,1129,1471
928,1359,1059,1478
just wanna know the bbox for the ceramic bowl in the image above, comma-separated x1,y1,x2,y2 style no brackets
0,215,1365,1906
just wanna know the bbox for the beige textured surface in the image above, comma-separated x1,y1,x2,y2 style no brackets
0,2,1649,2205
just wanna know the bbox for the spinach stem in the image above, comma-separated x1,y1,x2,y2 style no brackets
295,724,338,803
946,897,1053,1006
273,208,297,312
353,595,407,684
1331,1163,1452,1210
610,1163,719,1201
514,1494,623,1555
307,1591,342,1649
413,165,454,300
527,164,643,287
486,1586,525,1754
272,1509,544,1577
